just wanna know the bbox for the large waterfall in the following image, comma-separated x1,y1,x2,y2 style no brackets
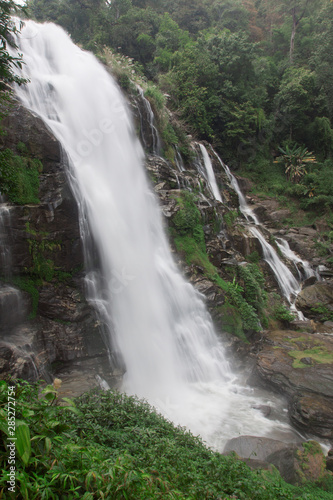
12,21,295,449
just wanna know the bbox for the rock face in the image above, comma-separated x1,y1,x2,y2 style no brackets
254,329,333,438
0,103,110,385
296,282,333,320
224,436,328,485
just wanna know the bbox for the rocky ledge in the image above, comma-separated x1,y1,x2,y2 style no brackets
253,329,333,438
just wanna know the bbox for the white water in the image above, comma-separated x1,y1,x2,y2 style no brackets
12,20,296,449
136,85,162,155
250,227,304,318
213,151,259,224
276,238,319,281
198,144,223,202
212,149,309,315
0,195,13,279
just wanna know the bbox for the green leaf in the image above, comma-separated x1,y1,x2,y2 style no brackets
15,420,31,466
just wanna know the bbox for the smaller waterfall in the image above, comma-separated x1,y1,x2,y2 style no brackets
211,149,307,317
0,195,13,279
174,145,185,172
212,151,258,224
0,196,27,341
136,86,162,155
276,238,319,281
250,227,302,312
197,144,223,202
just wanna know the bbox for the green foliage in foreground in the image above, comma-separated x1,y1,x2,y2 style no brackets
0,380,332,499
0,147,42,204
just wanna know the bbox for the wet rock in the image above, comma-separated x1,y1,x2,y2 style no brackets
300,357,313,365
255,330,333,438
289,394,333,439
296,282,333,320
326,449,333,472
251,404,272,417
303,276,317,287
224,436,327,485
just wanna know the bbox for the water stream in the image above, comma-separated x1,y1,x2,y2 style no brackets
212,149,316,316
12,20,298,450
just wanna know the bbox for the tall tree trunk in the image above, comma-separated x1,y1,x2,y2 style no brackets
290,8,298,63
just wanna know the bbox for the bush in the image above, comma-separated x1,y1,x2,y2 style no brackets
1,380,331,499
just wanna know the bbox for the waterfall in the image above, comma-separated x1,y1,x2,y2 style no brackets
249,227,303,316
212,149,312,315
276,238,319,281
136,85,162,155
198,144,223,202
174,145,185,172
12,20,296,448
0,195,13,279
213,150,259,224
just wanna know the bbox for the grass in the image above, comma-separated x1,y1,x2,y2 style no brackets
288,346,333,368
1,379,332,499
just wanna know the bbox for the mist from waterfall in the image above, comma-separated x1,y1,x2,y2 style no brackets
11,20,296,449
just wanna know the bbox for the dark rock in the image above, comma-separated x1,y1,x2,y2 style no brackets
255,330,333,438
224,436,327,485
300,357,313,365
303,276,317,287
296,283,333,320
289,394,333,439
252,404,272,417
326,449,333,472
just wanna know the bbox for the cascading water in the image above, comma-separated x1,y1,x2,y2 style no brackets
136,85,162,155
0,194,13,279
198,144,223,202
276,237,319,281
174,145,185,173
12,20,298,449
212,149,312,315
213,150,259,224
0,194,25,332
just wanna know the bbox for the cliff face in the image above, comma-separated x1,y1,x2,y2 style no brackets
0,103,110,387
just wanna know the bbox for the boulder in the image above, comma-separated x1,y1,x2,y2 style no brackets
224,436,327,485
255,330,333,438
296,282,333,321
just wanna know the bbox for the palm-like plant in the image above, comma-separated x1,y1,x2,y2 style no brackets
275,144,316,183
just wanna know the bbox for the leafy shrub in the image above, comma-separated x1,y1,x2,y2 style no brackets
1,380,331,499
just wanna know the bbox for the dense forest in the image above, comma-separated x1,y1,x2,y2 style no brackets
19,0,333,226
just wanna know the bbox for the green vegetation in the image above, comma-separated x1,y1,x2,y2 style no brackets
0,1,27,89
1,379,332,499
21,1,332,229
310,305,333,322
26,0,333,223
288,345,333,368
171,192,262,336
0,148,41,204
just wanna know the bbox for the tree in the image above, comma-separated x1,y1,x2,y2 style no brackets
276,144,316,183
276,0,310,63
0,0,27,89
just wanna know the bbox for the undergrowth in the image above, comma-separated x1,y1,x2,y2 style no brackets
0,147,42,204
0,380,332,499
171,192,262,336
